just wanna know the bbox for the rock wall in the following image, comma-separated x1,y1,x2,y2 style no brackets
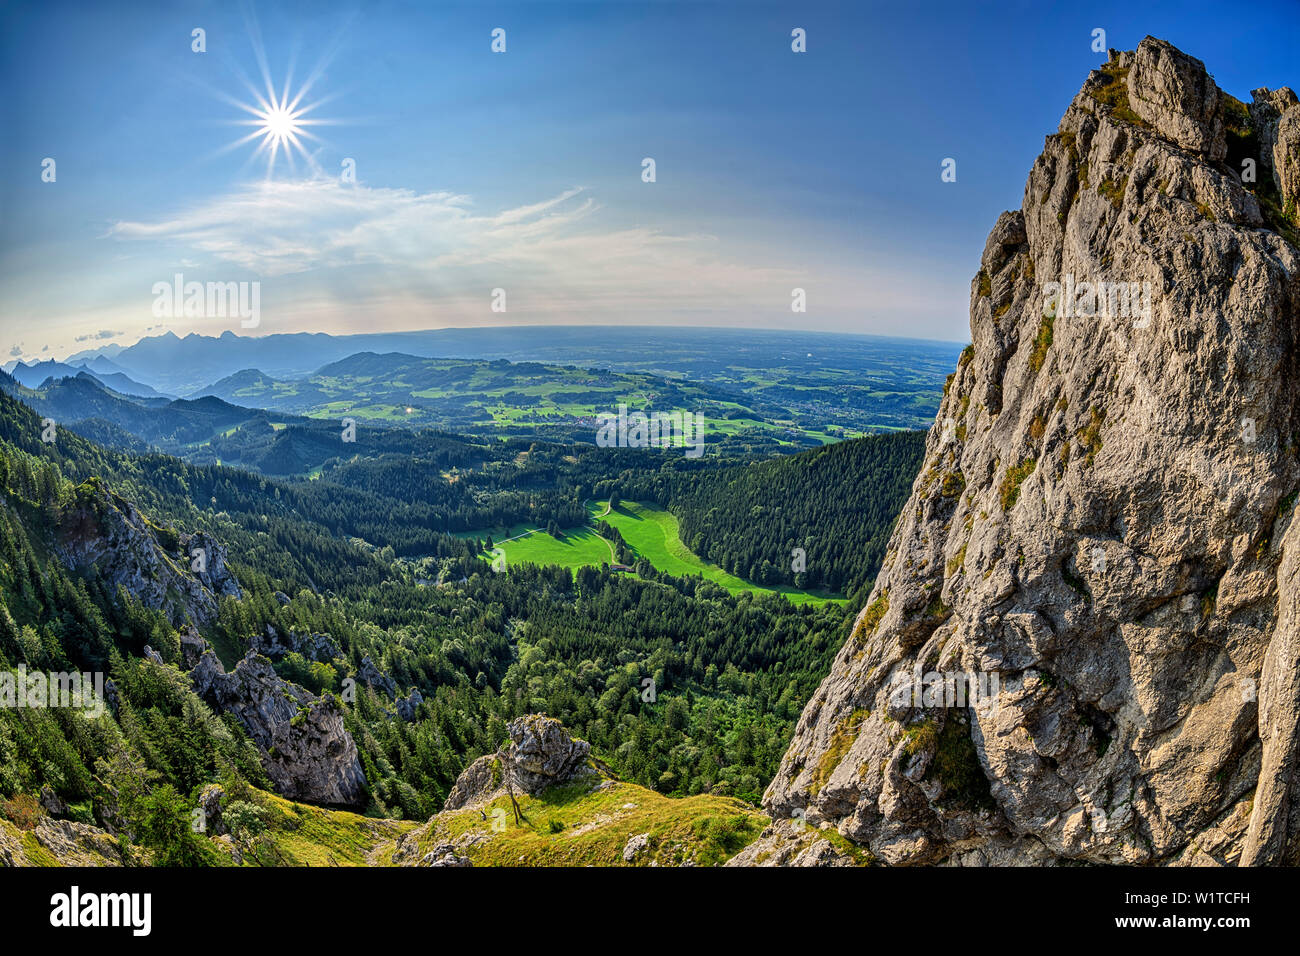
191,650,367,807
761,38,1300,866
57,478,241,628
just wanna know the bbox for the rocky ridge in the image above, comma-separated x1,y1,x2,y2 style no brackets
441,713,596,811
56,477,241,629
759,37,1300,866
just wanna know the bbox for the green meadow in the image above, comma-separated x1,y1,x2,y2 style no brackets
479,500,844,607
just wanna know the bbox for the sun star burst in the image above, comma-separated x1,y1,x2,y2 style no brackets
228,77,330,179
210,29,345,181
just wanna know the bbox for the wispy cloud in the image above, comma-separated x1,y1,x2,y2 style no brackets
74,329,123,342
107,179,802,313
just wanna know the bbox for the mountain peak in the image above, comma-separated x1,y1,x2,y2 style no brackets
760,38,1300,867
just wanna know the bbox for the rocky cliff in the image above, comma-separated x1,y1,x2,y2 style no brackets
57,476,241,628
191,650,367,806
759,37,1300,866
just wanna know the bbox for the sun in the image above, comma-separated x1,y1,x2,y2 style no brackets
259,103,303,142
207,34,343,179
212,73,334,178
226,76,331,178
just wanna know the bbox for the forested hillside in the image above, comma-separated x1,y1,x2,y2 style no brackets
0,387,862,863
615,432,926,604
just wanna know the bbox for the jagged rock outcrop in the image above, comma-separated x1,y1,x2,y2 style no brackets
56,477,241,628
0,816,126,867
394,687,423,722
442,714,595,811
355,655,396,698
1249,86,1300,213
38,785,67,817
191,650,367,806
350,654,422,721
759,38,1300,866
179,626,208,669
250,624,340,663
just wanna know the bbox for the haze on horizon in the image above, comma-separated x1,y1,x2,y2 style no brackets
3,0,1296,362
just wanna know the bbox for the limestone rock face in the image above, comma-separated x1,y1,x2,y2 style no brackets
442,752,503,812
57,479,241,628
1250,86,1300,212
0,817,126,867
356,655,396,698
759,37,1300,866
1126,39,1225,159
191,650,367,806
442,714,595,811
179,627,208,669
250,624,340,663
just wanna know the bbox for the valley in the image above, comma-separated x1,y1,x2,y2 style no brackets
4,5,1296,891
0,353,923,856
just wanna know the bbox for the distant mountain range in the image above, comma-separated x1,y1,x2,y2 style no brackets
4,357,169,398
2,328,962,467
55,326,964,401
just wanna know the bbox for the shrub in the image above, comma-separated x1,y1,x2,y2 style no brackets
1029,314,1055,374
999,459,1037,511
0,793,43,830
224,800,268,842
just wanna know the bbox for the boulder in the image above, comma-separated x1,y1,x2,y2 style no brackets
442,715,595,811
622,832,650,862
421,844,472,867
198,783,227,836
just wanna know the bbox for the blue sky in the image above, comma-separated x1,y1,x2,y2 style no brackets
1,0,1296,360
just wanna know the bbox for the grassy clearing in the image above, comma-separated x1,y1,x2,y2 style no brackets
485,500,844,606
241,788,416,867
414,779,766,867
495,524,615,567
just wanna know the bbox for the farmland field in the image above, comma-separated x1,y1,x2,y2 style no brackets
189,330,963,453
